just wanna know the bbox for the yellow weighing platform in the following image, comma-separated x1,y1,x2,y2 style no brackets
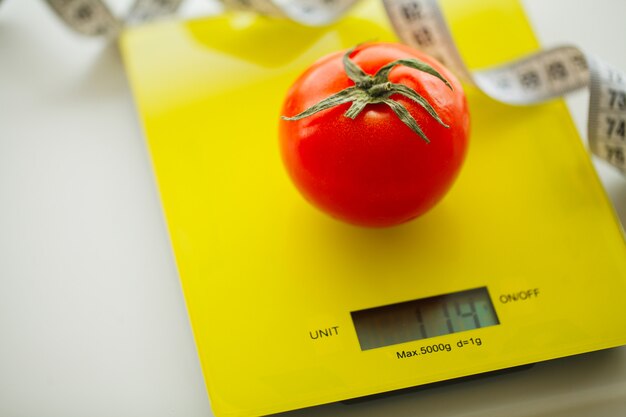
120,0,626,416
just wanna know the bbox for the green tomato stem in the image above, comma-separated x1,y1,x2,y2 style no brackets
281,44,452,143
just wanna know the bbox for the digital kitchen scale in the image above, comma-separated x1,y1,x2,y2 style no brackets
120,0,626,416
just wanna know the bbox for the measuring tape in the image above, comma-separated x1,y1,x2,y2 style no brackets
43,0,626,173
44,0,184,36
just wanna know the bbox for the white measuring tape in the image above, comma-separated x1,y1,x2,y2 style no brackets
44,0,184,36
42,0,626,173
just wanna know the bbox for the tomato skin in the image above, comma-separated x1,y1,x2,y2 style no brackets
279,43,470,227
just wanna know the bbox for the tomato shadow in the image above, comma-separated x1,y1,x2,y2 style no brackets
292,200,467,291
182,13,396,69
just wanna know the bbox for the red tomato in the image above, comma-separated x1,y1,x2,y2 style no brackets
279,42,470,227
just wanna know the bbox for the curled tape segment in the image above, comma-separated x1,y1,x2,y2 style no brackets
44,0,184,37
42,0,626,173
383,0,626,173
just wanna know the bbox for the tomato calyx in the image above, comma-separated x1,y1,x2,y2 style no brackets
281,44,453,143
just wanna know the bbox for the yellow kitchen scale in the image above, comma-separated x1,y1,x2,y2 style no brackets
120,0,626,416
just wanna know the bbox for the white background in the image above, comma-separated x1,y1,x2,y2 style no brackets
1,1,625,416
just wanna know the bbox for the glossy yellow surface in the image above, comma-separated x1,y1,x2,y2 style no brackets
120,1,626,416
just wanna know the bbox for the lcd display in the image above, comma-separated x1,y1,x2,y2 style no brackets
351,287,499,350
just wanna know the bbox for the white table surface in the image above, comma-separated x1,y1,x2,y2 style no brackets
1,1,625,416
